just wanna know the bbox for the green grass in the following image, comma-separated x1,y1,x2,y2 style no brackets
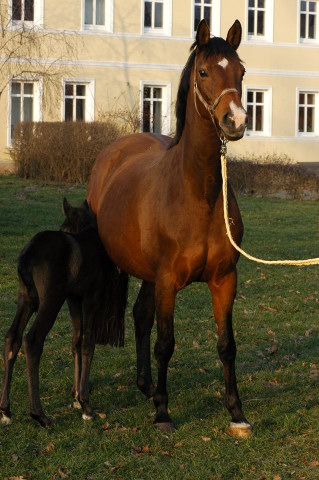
0,175,319,480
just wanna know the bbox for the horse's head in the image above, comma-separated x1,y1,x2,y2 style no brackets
194,19,247,141
60,197,97,234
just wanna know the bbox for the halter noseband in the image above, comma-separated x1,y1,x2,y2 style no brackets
193,55,239,129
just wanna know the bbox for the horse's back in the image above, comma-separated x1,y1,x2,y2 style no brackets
87,133,170,213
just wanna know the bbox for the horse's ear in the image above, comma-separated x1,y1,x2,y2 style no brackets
62,197,72,217
226,20,242,50
196,19,210,49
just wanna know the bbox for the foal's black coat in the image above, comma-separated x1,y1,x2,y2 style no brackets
0,199,127,426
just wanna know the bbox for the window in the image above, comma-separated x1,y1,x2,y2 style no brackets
143,0,172,35
11,0,43,26
141,82,171,135
298,90,319,135
246,0,273,42
63,80,95,122
245,87,272,136
194,0,212,32
9,80,42,145
300,1,319,42
83,0,113,31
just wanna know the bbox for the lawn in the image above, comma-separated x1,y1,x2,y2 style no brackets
0,176,318,480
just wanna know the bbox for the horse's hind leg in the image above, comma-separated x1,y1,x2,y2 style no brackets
23,298,64,427
209,269,252,438
0,289,35,424
67,298,83,409
133,281,155,398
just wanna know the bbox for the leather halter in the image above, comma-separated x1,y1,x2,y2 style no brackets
193,55,239,127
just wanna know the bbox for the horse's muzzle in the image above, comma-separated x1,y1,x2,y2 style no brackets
219,109,248,141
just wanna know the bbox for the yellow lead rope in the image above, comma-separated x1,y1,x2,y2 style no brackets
221,148,319,266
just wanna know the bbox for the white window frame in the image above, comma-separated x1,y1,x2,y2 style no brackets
62,78,95,122
192,0,221,37
140,81,171,135
298,0,319,44
296,87,319,137
142,0,172,36
10,0,44,28
8,77,43,147
82,0,113,32
244,85,272,137
245,0,274,43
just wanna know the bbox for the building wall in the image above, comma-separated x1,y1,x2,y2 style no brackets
1,0,318,171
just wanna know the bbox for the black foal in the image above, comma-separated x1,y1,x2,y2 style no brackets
0,198,127,426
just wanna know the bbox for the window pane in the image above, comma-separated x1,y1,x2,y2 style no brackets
24,0,34,21
204,0,212,4
257,10,264,35
247,91,254,103
309,1,316,12
12,0,21,20
144,87,151,98
248,10,255,34
11,97,21,129
76,99,85,121
300,13,306,37
24,83,33,95
153,101,162,134
247,105,253,130
299,106,305,132
194,5,201,31
307,107,314,132
258,0,265,7
204,6,211,28
309,14,316,38
256,91,264,103
23,97,33,121
76,85,86,96
154,2,163,28
96,0,105,25
12,82,21,95
85,0,93,25
65,98,73,121
144,1,152,27
256,105,263,131
153,87,162,99
65,84,73,96
307,93,315,105
249,0,255,7
143,101,150,132
299,93,305,104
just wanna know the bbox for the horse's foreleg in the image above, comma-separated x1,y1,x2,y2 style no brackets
23,299,64,427
209,269,252,438
153,277,176,432
133,281,155,398
0,292,34,424
67,298,83,409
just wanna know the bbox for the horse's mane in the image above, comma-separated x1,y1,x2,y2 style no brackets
168,36,241,149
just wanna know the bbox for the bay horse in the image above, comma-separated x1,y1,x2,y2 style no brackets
87,19,251,437
0,199,127,426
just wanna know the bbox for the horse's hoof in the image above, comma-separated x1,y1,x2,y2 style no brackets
73,400,82,410
154,421,176,433
227,421,252,439
30,413,53,427
1,413,12,425
82,413,93,421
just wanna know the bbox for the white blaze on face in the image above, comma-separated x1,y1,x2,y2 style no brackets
229,100,247,129
218,58,229,69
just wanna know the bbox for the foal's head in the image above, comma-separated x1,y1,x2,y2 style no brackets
194,19,247,141
60,198,97,234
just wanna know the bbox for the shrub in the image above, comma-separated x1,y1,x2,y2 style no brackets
11,121,124,184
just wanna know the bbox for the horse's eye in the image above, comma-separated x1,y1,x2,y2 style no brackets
199,69,208,78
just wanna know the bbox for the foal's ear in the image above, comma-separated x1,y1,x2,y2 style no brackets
62,197,72,217
196,19,210,49
226,20,242,50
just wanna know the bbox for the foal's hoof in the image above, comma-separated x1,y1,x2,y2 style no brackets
1,412,12,425
82,413,94,421
154,421,176,433
72,400,82,410
30,413,53,427
227,421,252,439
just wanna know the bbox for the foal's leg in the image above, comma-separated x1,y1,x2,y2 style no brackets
133,281,155,398
208,269,252,438
153,276,176,432
77,297,96,420
67,298,83,409
0,290,35,424
23,298,64,427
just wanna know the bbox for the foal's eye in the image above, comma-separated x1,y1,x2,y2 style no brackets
199,69,208,78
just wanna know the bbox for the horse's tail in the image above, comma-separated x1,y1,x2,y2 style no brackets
95,264,129,347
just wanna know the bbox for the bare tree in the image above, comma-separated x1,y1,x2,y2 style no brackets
0,1,78,112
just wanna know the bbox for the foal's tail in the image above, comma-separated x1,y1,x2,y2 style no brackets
95,264,129,347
